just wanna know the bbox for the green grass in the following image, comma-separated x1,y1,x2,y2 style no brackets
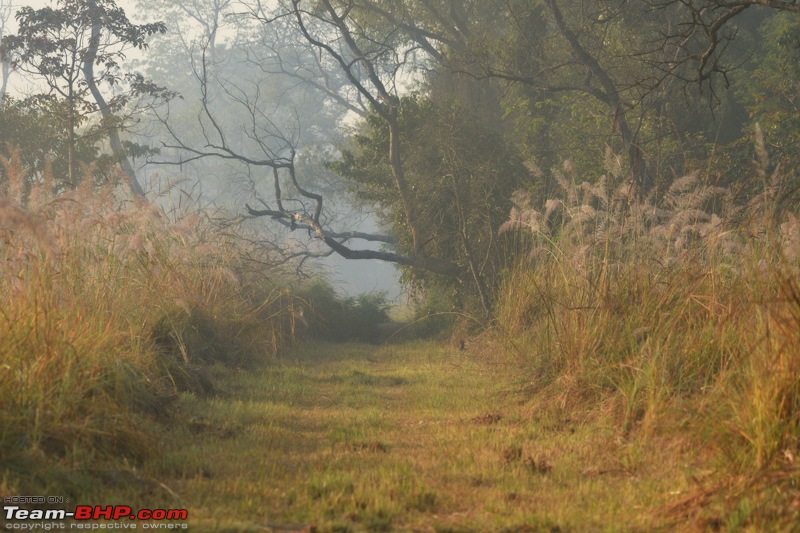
90,340,738,532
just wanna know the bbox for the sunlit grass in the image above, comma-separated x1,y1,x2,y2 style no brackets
493,144,800,527
0,152,297,497
98,340,721,531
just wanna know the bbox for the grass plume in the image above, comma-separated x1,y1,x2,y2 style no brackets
496,140,800,524
0,149,298,496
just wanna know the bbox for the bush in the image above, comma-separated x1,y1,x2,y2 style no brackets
405,284,459,340
299,279,391,343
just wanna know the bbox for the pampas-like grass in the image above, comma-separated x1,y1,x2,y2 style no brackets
0,147,299,495
496,136,800,479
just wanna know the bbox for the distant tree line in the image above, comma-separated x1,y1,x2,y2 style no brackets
2,0,799,316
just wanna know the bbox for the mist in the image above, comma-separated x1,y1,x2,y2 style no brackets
2,1,800,528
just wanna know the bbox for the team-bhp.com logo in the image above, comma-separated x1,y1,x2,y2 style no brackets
4,502,188,530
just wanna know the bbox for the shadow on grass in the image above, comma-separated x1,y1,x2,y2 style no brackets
316,369,410,388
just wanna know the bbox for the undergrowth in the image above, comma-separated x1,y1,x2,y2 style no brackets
0,150,299,495
495,133,800,525
298,279,391,343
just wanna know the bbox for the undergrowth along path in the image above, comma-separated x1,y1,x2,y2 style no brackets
147,341,704,531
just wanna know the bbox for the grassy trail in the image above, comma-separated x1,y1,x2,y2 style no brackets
139,341,705,531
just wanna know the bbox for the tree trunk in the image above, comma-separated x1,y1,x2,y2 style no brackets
82,1,145,196
67,88,75,187
387,110,422,253
544,0,653,192
0,62,8,99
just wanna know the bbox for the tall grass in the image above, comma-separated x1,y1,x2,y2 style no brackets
0,150,299,494
496,136,800,480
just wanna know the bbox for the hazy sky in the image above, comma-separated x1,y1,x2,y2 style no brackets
2,0,404,300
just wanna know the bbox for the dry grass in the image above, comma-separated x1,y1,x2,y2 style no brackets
3,133,799,528
0,149,299,496
494,138,800,526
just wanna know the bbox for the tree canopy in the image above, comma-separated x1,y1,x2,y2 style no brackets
1,0,170,194
2,0,799,312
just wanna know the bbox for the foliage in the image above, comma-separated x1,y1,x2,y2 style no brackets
743,12,800,190
4,0,800,525
1,0,170,191
0,98,161,193
0,98,98,185
333,95,528,314
406,283,459,339
299,279,391,343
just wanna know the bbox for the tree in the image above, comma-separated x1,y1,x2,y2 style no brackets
169,0,536,313
0,0,12,99
141,0,800,319
1,0,170,194
648,0,800,90
157,0,462,277
333,95,528,313
288,1,666,192
0,97,105,194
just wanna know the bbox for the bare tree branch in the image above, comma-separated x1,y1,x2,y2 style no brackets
152,21,460,277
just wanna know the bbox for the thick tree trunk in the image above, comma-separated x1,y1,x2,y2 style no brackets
82,2,145,196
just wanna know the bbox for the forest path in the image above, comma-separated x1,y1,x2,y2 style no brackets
147,341,693,531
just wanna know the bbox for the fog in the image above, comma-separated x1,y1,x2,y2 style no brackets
1,0,403,300
1,0,792,310
3,2,799,527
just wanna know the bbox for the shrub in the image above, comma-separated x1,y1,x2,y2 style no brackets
406,284,459,340
298,279,391,343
